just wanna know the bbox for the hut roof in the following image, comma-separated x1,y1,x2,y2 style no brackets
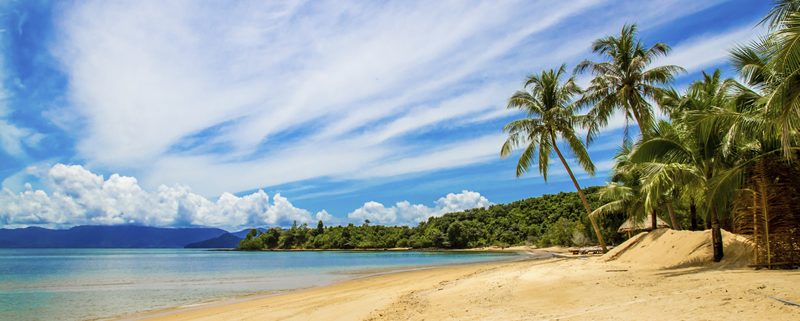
618,215,670,233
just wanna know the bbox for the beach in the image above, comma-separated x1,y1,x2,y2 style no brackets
128,231,800,321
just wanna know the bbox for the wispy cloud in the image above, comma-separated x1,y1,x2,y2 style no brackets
656,22,765,73
43,0,732,198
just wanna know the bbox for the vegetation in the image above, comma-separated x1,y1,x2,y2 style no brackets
499,65,608,251
239,188,626,250
501,2,800,265
243,1,800,267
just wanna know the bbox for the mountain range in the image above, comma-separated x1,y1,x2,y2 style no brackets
0,225,252,248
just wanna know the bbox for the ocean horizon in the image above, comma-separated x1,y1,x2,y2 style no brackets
0,248,516,321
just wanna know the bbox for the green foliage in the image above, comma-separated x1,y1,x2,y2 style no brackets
237,188,624,250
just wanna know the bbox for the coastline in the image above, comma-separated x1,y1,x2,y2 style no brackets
114,249,535,321
120,246,799,321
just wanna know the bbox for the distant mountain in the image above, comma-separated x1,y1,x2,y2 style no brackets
231,228,266,238
0,225,228,248
184,232,241,248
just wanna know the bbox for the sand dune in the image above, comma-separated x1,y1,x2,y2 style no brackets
128,230,799,321
603,229,755,269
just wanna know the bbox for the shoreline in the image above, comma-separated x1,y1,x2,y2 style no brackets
114,249,541,321
120,247,798,321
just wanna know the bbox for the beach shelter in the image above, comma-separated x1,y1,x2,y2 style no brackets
618,215,670,234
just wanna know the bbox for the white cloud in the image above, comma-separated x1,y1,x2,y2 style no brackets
44,0,721,196
0,164,315,230
347,190,491,225
1,164,492,229
0,120,38,157
348,201,397,225
0,27,42,159
656,23,764,73
435,190,493,214
314,209,334,223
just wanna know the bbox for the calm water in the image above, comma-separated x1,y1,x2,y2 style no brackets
0,249,515,321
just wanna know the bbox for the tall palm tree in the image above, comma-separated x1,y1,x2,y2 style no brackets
576,24,685,143
500,65,607,251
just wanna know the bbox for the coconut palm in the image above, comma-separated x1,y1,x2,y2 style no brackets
500,65,607,251
630,71,740,262
723,8,800,159
576,24,685,143
590,143,647,231
632,121,692,230
762,0,800,28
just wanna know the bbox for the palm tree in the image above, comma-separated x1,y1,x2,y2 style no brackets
590,143,648,233
500,65,607,252
726,6,800,159
630,70,739,262
576,24,685,143
761,0,800,28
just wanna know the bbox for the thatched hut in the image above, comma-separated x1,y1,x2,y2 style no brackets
618,215,670,236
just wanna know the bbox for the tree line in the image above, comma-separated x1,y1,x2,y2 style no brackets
239,187,626,250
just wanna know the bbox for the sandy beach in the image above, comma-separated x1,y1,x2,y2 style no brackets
124,230,799,321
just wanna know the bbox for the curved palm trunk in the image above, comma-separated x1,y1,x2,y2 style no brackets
552,140,608,252
627,99,649,138
630,108,647,138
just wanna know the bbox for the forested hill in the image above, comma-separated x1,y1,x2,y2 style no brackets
239,187,627,250
419,186,625,248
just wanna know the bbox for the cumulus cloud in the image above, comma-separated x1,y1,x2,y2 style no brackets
347,190,491,225
0,164,316,230
0,164,493,229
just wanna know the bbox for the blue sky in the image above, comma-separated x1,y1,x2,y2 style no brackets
0,0,773,230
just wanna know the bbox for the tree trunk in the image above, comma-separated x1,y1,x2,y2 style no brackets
666,202,680,230
751,190,759,265
689,201,698,231
552,138,607,252
711,207,724,262
633,112,649,140
629,104,648,138
651,209,658,231
757,168,771,267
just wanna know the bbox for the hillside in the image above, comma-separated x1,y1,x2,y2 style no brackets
185,233,242,248
240,187,628,250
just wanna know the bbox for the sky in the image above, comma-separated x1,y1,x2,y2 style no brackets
0,0,773,231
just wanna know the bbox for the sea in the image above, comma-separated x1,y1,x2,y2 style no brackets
0,249,516,320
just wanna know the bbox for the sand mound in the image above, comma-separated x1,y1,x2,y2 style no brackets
602,229,754,269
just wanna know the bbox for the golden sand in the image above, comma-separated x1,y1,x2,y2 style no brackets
126,230,799,321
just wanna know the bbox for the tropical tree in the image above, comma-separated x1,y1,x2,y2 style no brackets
500,65,607,251
725,3,800,159
629,70,739,262
590,143,648,233
576,24,685,143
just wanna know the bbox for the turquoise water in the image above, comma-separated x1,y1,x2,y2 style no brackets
0,249,515,320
